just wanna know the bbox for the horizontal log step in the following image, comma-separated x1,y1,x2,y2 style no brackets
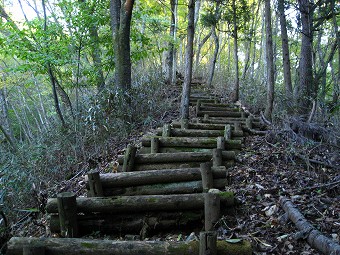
155,128,243,138
117,151,235,164
199,106,240,112
141,136,242,149
201,102,238,108
139,147,212,153
46,192,235,214
86,167,228,188
126,160,234,171
171,121,236,130
49,211,204,235
197,111,243,118
7,237,252,255
92,179,228,196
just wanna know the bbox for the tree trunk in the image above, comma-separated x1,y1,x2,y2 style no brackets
297,0,314,115
231,0,239,102
181,0,195,119
332,10,339,107
7,237,252,255
0,88,16,151
110,0,134,92
264,0,275,121
278,0,293,99
207,27,219,88
165,0,177,85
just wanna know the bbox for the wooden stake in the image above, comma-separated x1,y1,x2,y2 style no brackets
122,144,137,172
204,193,220,231
216,137,225,150
181,119,189,129
204,114,209,121
150,137,159,153
23,246,45,255
196,99,201,117
200,162,213,192
199,231,217,255
212,149,222,167
246,115,253,129
87,170,103,197
162,124,171,137
234,122,242,132
57,192,78,238
224,125,231,140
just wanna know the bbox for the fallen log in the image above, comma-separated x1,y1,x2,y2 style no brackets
280,196,340,255
117,151,235,164
141,136,242,150
49,211,204,235
7,237,252,255
46,193,235,214
99,179,228,196
85,167,229,189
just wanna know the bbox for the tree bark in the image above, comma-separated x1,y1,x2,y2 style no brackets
278,0,293,99
165,0,177,85
110,0,135,92
264,0,275,121
207,27,219,88
181,0,195,119
7,237,252,255
297,0,314,115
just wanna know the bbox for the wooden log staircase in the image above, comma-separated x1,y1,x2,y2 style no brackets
7,86,265,255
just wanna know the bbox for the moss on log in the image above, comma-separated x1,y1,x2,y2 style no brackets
7,237,252,255
131,161,234,171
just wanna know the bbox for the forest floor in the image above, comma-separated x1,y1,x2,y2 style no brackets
8,89,340,255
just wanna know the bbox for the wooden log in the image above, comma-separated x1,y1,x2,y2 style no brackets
85,168,229,189
196,100,201,116
204,193,220,231
201,102,237,108
7,237,253,255
200,163,213,192
122,145,137,172
87,170,103,197
23,246,45,255
50,211,204,235
132,161,234,171
197,111,242,118
101,179,228,196
57,192,78,237
234,122,242,132
151,137,159,153
117,151,235,165
47,193,235,214
141,136,242,150
280,197,340,255
200,106,239,112
162,124,171,137
155,128,243,138
199,118,261,128
199,232,217,255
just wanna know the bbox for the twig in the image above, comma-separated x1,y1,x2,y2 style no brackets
299,180,340,192
260,111,272,126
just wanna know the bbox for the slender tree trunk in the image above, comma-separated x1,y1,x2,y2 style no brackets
195,31,212,72
0,88,16,151
264,0,275,121
165,0,177,85
278,0,293,99
297,0,314,115
180,0,195,119
110,0,135,92
171,0,178,85
231,0,239,102
89,26,105,92
331,3,339,107
207,27,219,88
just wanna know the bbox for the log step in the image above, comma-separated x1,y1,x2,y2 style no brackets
46,192,235,214
7,237,252,255
155,128,244,138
